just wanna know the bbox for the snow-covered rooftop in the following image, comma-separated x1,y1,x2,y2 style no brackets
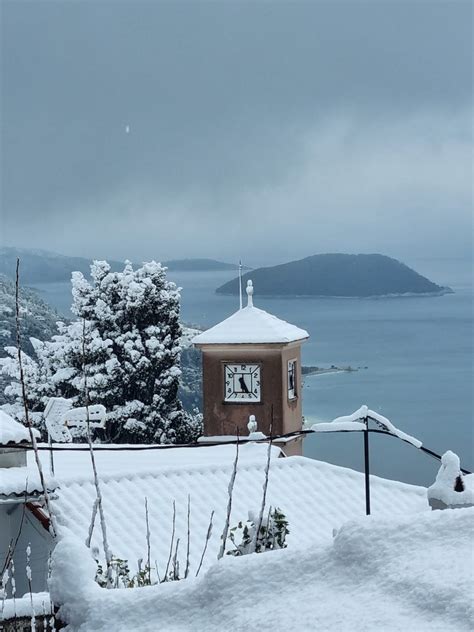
31,441,281,480
0,410,40,445
0,467,57,499
49,452,427,580
193,281,309,345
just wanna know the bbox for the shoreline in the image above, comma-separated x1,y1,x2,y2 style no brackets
216,288,453,299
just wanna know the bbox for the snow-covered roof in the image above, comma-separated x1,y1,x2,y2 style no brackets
50,504,474,632
49,452,427,580
0,466,57,500
192,282,309,345
0,410,40,445
32,442,280,479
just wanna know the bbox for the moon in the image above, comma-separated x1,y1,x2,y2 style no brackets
125,125,130,134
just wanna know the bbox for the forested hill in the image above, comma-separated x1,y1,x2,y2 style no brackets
0,248,116,283
0,274,59,357
216,254,452,298
0,248,244,283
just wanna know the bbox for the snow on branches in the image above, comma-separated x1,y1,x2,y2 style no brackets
0,261,202,444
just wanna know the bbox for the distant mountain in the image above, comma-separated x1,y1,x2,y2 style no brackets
216,254,453,298
162,258,248,271
0,247,124,283
0,248,246,283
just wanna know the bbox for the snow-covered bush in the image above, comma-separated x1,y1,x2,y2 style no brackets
0,346,48,420
1,261,202,443
94,554,183,588
227,508,289,556
94,556,139,589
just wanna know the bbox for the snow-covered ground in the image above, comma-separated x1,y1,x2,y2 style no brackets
50,507,474,632
5,440,470,631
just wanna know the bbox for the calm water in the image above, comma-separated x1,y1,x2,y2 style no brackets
31,258,473,486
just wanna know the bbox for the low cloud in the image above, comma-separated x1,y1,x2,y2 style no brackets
5,108,470,267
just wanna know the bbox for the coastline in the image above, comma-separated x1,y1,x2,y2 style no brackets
216,288,454,299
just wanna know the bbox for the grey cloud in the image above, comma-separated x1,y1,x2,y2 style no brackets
4,110,470,265
1,1,472,264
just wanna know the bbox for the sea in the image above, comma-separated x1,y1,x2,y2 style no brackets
30,257,473,487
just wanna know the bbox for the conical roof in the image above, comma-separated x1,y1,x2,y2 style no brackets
192,280,309,345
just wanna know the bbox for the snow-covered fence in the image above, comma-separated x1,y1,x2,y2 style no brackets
1,405,471,525
311,405,423,515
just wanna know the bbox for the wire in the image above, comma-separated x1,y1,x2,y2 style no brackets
2,427,471,474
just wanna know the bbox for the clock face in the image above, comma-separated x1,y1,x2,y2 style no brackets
224,363,261,402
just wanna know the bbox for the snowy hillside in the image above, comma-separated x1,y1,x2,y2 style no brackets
0,274,59,357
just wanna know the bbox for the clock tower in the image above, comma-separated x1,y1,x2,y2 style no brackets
193,280,309,455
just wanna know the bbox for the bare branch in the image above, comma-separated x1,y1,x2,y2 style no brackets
145,497,151,585
15,259,57,537
195,510,214,578
81,318,113,587
1,494,26,577
251,414,273,553
26,542,35,629
164,500,176,580
184,494,191,579
172,538,180,581
217,432,240,560
85,498,99,549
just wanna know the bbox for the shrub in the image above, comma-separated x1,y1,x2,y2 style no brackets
227,508,289,556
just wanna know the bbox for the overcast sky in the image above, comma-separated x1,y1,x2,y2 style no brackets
1,0,472,267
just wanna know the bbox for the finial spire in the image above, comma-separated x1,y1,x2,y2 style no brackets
246,279,254,307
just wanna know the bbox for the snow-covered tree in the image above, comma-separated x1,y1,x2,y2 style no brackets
1,261,202,443
0,346,46,419
0,273,59,406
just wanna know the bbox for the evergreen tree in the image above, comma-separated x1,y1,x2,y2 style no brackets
1,261,202,443
0,345,46,416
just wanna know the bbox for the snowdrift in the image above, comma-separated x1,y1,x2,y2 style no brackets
51,507,474,632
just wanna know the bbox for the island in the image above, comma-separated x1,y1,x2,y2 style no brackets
215,253,453,298
302,365,366,376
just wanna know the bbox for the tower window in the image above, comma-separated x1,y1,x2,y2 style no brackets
288,360,297,400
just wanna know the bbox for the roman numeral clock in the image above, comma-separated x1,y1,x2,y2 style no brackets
192,280,309,456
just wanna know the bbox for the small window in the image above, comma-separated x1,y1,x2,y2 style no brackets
288,359,297,400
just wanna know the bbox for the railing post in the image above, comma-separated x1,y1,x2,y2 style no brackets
364,416,371,516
